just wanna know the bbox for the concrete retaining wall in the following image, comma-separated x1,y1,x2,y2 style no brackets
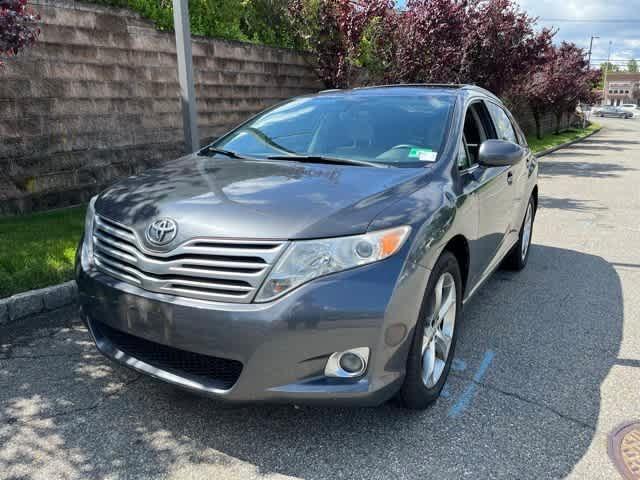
0,0,321,216
511,104,578,139
0,0,580,217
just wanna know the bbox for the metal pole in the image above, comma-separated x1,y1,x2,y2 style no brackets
602,41,612,106
587,35,599,69
173,0,199,153
585,35,599,122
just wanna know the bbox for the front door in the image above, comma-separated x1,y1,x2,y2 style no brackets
459,100,516,286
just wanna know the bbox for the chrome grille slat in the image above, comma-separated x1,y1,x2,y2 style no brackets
92,214,287,303
178,245,283,263
167,266,265,281
95,216,137,243
93,237,138,264
95,253,253,291
94,258,142,285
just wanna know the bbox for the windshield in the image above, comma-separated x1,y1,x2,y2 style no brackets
211,94,455,166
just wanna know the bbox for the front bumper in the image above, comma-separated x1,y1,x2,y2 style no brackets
77,250,430,406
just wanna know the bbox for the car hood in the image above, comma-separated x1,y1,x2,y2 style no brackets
95,155,425,241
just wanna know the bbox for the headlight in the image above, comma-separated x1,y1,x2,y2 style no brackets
255,226,411,302
80,196,97,270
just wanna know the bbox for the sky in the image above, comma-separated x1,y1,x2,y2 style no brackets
518,0,640,69
395,0,640,69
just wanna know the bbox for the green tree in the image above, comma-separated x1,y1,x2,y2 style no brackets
628,59,638,73
241,0,301,48
601,61,620,73
88,0,300,48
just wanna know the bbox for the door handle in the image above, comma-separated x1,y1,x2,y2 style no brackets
507,171,513,185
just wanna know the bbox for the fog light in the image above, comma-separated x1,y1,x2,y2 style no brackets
324,347,369,378
339,352,364,373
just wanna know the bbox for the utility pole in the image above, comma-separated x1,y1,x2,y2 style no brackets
172,0,200,153
587,35,599,69
602,41,612,106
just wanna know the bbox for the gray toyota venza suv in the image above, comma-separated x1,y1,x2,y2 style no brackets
76,85,538,409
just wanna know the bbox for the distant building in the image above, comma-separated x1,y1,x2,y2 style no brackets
604,72,640,106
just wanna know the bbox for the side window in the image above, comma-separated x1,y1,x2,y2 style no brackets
457,137,470,170
486,102,518,144
462,101,493,166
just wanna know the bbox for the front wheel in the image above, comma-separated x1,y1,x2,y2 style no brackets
503,196,535,271
398,252,462,409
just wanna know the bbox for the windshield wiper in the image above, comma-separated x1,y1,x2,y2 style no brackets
266,155,383,168
199,147,247,159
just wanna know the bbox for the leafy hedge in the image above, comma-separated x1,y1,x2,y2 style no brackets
86,0,302,49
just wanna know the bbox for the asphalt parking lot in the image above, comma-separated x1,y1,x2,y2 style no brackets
2,116,640,479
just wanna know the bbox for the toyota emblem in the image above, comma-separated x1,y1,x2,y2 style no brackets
146,218,178,246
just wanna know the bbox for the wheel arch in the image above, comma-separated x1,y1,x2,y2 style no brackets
442,235,470,296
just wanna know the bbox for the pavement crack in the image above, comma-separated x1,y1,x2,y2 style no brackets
51,375,143,420
451,372,596,431
7,375,143,424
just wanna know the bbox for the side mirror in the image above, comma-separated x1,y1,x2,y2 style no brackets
478,139,523,167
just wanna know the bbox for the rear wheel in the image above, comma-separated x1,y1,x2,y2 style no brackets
503,195,535,271
398,252,462,409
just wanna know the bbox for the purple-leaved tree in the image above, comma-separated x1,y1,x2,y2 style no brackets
391,0,467,84
0,0,40,66
288,0,392,88
458,0,554,96
516,42,601,138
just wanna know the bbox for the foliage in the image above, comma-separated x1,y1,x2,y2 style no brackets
457,0,554,96
290,0,556,97
389,0,467,84
88,0,301,48
240,0,301,48
288,0,392,88
0,206,85,298
0,0,40,66
514,42,601,138
600,61,620,73
628,59,638,73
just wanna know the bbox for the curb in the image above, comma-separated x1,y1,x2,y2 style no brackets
534,127,602,158
0,281,77,326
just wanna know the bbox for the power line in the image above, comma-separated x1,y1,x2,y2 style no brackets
591,59,638,62
540,18,640,24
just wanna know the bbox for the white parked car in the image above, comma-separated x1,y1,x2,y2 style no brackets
620,104,638,117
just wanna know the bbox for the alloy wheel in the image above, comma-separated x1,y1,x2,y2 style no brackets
421,272,456,388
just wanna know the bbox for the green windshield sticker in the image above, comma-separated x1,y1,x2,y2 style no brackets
408,148,437,162
408,148,431,157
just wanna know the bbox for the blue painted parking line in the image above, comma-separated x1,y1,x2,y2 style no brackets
448,350,495,418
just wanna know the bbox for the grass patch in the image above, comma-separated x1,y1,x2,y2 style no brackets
527,123,601,154
0,206,86,298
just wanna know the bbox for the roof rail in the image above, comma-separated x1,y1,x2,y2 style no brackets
460,84,500,100
319,83,502,101
352,83,466,90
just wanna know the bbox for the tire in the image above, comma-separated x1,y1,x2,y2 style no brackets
503,195,536,271
397,251,462,409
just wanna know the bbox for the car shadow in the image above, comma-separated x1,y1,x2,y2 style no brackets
538,197,607,213
543,151,603,158
539,160,635,179
0,245,623,479
579,138,639,145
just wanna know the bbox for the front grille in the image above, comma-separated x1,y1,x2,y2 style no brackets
92,215,287,303
94,321,243,390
